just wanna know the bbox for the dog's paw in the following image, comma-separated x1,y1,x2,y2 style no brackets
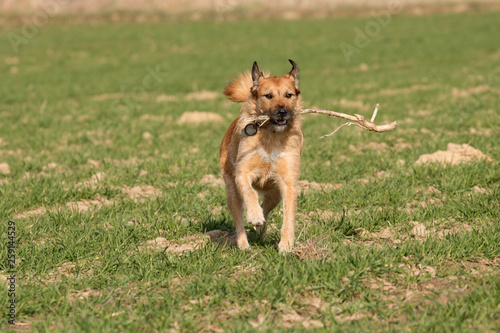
248,219,265,227
278,241,293,253
239,245,251,250
246,209,265,227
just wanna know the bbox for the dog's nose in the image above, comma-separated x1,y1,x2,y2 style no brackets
277,109,287,117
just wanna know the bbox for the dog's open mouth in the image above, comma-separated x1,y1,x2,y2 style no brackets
271,119,288,126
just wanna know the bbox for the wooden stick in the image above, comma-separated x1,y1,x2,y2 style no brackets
243,103,397,138
300,104,397,136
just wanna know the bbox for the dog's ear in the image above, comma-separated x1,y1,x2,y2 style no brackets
251,61,263,94
288,59,300,93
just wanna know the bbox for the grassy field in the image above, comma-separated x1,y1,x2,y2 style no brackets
0,10,499,332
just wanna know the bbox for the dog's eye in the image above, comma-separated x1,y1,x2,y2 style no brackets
264,94,273,99
285,93,294,98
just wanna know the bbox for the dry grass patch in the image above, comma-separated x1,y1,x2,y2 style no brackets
292,236,329,260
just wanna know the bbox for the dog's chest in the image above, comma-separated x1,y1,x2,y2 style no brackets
251,147,294,189
256,147,288,163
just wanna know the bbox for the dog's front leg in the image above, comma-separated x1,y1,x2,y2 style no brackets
223,174,250,250
235,172,265,227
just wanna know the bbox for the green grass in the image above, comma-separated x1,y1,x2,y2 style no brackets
0,10,499,332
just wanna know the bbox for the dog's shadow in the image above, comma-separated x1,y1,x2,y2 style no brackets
202,217,272,249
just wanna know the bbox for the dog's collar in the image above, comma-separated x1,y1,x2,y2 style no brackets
244,122,258,136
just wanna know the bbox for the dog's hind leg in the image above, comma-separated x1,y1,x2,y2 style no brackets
224,176,250,250
277,183,297,253
257,188,282,239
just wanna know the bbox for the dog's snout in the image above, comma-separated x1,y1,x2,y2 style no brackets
277,108,287,117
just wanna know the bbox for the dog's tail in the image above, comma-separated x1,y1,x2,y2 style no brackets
223,70,270,103
223,70,253,103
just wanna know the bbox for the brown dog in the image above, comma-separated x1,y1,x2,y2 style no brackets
220,60,303,252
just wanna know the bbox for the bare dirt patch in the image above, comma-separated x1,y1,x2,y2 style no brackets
200,174,224,187
140,114,172,122
142,131,153,140
470,186,490,195
355,227,394,240
438,224,473,238
0,162,11,175
91,93,123,101
23,170,52,179
393,141,413,151
379,84,440,96
349,142,389,154
65,194,113,213
281,310,325,328
87,159,101,168
68,288,102,302
40,260,97,284
16,193,113,219
417,186,442,196
75,172,106,188
15,207,48,219
298,180,342,193
469,127,493,137
109,157,141,166
451,85,492,98
122,185,162,202
156,94,179,102
42,162,58,170
184,90,219,101
335,98,368,109
298,208,367,223
355,219,475,245
178,111,224,125
415,143,493,165
142,235,210,254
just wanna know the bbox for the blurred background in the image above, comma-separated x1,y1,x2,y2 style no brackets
1,0,498,18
